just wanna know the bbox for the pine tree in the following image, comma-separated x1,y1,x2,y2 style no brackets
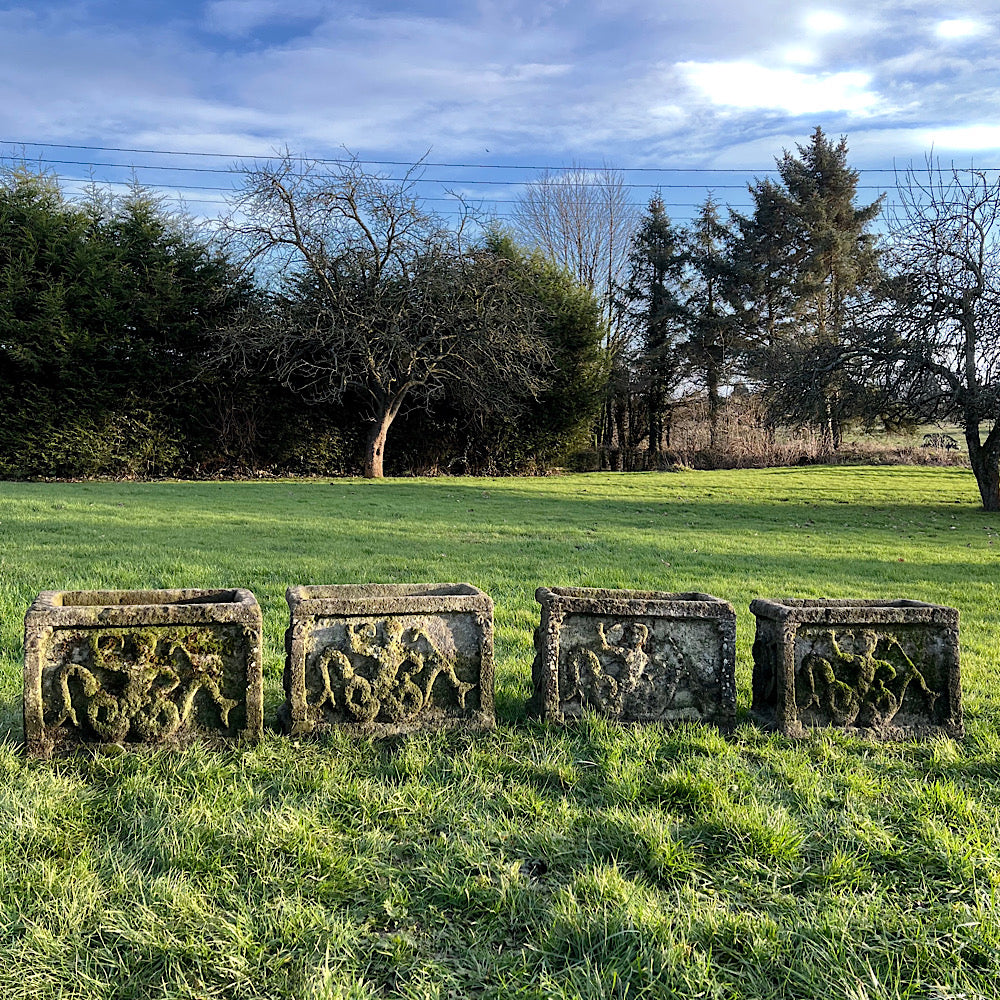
617,195,685,460
733,127,883,447
680,196,740,448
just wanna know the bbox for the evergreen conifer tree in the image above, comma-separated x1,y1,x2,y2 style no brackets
732,128,883,447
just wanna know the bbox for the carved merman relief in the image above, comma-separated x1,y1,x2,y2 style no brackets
42,627,246,742
304,615,482,726
556,615,723,721
793,627,949,729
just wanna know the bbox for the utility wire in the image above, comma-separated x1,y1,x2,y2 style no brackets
49,173,753,210
5,138,990,175
0,139,790,171
0,153,894,192
5,139,916,224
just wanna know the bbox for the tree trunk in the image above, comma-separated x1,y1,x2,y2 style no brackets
820,394,835,452
363,396,404,478
648,389,662,461
967,431,1000,512
599,396,615,469
707,361,720,450
613,390,628,471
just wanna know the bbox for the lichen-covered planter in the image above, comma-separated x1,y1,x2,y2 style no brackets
750,598,962,739
529,587,737,728
23,589,264,758
283,583,494,736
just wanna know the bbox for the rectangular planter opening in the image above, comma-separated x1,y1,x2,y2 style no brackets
53,589,244,608
288,583,482,603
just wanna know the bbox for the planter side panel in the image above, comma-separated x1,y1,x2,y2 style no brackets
792,624,961,737
289,611,494,735
751,609,962,739
28,623,261,756
750,615,795,728
534,607,736,727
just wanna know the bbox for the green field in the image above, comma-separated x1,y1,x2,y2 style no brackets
1,468,999,999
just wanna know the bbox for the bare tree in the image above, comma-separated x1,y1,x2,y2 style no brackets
857,160,1000,510
512,163,637,463
220,152,549,477
512,162,636,333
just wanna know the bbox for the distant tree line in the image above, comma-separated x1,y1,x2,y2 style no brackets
1,128,998,509
0,164,606,481
513,128,999,511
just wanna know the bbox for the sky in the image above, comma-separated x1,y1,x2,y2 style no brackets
1,0,999,225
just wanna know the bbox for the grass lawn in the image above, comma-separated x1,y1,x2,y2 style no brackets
0,467,998,999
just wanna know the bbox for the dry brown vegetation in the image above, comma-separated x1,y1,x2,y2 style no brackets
572,394,971,473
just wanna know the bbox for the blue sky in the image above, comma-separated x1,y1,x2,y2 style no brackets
2,0,998,224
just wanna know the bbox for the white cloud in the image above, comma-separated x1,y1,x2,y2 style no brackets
679,61,881,115
782,45,819,67
934,19,986,41
203,0,327,37
803,10,848,34
920,124,1000,151
648,103,684,122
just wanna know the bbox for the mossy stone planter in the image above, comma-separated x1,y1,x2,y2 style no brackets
529,587,737,728
23,588,264,757
283,583,495,736
750,598,962,739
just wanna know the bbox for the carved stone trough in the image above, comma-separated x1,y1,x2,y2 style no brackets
23,588,264,757
529,587,737,727
283,583,495,736
750,598,962,739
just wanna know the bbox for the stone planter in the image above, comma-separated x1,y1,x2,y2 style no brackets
529,587,737,727
283,583,494,735
750,598,962,739
23,588,264,757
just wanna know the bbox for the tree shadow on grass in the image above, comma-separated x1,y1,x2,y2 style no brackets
0,691,23,745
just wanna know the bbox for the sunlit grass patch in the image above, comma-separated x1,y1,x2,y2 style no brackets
0,468,998,997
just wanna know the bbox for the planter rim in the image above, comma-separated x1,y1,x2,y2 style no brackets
749,597,958,624
287,582,492,615
25,588,261,628
536,586,733,612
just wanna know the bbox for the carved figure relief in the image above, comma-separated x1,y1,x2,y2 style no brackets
44,629,241,742
795,628,942,728
306,618,478,725
559,618,706,719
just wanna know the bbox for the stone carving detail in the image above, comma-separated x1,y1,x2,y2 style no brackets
531,588,737,727
23,587,264,757
794,628,941,729
306,619,477,725
560,620,704,718
750,598,962,739
283,583,495,736
45,629,241,742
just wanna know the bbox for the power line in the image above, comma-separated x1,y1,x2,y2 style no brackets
0,138,786,172
4,139,913,227
7,137,991,175
0,153,893,193
50,173,752,211
39,171,723,203
3,156,238,175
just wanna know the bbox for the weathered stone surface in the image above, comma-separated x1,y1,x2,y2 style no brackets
283,583,495,736
23,589,264,757
529,587,737,727
750,598,962,739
